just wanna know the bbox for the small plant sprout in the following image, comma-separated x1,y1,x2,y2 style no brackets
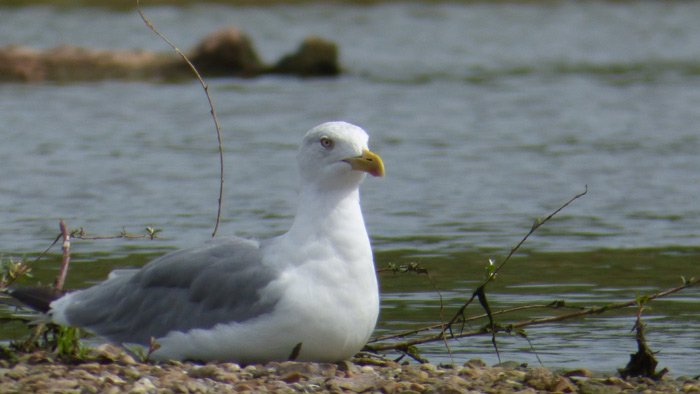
0,257,32,289
55,326,88,361
484,258,497,280
145,227,162,240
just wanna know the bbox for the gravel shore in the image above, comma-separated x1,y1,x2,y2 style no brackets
0,346,698,393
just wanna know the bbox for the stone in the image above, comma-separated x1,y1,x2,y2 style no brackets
0,27,340,82
189,26,263,76
103,387,123,394
551,376,577,393
360,365,375,373
438,375,472,394
605,376,635,389
102,372,127,385
280,371,304,383
524,367,556,390
564,368,594,378
0,352,695,394
380,381,400,393
327,371,381,393
129,377,157,394
6,364,28,379
122,366,143,380
220,362,241,373
187,364,220,379
93,343,137,365
495,361,525,369
464,359,486,368
234,382,254,391
271,36,340,76
0,45,169,82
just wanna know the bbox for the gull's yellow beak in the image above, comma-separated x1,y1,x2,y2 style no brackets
343,149,385,177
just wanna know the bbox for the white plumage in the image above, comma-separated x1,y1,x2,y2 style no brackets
46,121,384,362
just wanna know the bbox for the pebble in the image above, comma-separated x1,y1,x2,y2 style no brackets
129,377,157,394
0,348,696,394
360,365,375,373
101,372,127,385
187,364,219,379
564,368,594,378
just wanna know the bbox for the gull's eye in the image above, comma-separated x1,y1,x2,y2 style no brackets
320,136,334,150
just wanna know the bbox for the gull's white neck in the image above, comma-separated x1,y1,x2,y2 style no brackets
257,177,379,362
286,183,369,249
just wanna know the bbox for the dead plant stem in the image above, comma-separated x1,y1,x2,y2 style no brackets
53,220,70,291
365,277,698,352
136,0,225,238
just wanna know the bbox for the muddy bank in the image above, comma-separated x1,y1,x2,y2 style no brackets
0,347,698,393
0,26,339,82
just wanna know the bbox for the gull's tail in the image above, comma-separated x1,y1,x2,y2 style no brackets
2,287,64,313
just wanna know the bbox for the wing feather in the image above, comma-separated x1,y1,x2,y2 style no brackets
60,237,279,344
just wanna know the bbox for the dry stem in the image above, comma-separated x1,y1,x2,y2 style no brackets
53,220,71,291
136,0,225,238
444,186,588,337
365,277,698,352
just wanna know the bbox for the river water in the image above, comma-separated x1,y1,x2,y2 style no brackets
1,2,699,376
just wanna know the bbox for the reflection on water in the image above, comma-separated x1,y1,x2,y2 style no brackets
1,1,699,375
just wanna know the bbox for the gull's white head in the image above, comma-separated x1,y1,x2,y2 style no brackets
298,122,384,190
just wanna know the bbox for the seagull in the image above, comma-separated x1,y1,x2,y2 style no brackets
8,121,384,363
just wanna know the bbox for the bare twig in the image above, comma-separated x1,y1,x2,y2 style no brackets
443,186,588,335
136,0,225,238
495,185,588,279
368,302,577,344
21,226,161,273
53,220,71,291
365,277,698,352
377,262,454,362
31,233,63,265
423,187,589,361
70,226,162,241
368,188,589,360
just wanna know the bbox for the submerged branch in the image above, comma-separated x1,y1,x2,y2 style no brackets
434,186,588,358
365,276,698,352
444,187,588,333
369,302,579,344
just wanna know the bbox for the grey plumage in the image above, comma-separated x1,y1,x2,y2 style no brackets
59,237,279,345
4,121,384,362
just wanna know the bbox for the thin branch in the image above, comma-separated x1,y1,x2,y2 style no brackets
443,186,588,334
495,185,588,279
508,277,696,329
369,302,575,344
31,233,62,265
366,188,589,359
136,0,225,238
365,277,698,352
21,226,161,272
53,220,71,291
70,226,162,241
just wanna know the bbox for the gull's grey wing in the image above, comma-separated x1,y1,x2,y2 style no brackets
60,237,279,345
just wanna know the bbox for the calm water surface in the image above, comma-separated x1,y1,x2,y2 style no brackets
1,2,699,375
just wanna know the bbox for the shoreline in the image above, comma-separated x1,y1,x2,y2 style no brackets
0,0,580,8
1,348,698,393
